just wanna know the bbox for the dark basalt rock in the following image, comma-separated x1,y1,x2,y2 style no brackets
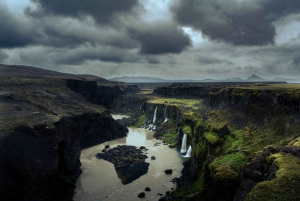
96,145,149,184
137,192,145,198
145,187,151,191
0,65,129,201
165,169,173,174
234,145,300,201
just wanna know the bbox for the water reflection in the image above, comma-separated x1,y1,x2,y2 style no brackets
74,115,183,201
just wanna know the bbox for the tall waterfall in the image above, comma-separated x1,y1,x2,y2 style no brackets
180,134,187,153
163,105,169,123
183,145,192,157
153,107,157,124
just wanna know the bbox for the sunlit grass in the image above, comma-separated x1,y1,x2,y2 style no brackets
147,97,202,109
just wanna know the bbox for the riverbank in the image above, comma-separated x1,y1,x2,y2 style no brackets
74,119,183,201
0,65,135,201
125,84,300,201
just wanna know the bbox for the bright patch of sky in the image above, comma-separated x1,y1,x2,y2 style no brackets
181,27,206,46
1,0,34,13
273,14,300,44
142,0,173,22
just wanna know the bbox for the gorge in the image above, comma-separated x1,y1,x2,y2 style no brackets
1,64,300,201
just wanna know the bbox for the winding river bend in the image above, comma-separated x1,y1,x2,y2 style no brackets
74,115,183,201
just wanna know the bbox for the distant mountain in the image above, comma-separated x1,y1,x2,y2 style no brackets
273,77,300,83
226,77,244,82
246,74,267,82
109,74,292,83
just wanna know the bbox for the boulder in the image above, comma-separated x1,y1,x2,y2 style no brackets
137,192,145,198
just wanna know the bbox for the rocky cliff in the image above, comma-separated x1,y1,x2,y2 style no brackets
153,85,219,98
67,79,140,108
208,85,300,113
0,65,128,200
132,84,300,201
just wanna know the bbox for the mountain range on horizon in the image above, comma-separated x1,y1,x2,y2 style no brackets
109,74,300,83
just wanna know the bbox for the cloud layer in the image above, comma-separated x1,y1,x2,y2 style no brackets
29,0,140,24
0,0,300,80
171,0,300,45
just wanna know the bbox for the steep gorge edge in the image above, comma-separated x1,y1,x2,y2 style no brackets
0,65,136,201
134,84,300,201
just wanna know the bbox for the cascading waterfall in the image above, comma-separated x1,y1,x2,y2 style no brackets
153,107,157,124
180,134,187,153
183,145,192,157
163,105,169,123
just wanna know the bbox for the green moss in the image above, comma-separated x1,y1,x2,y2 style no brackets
195,119,203,127
232,129,243,138
132,115,146,127
183,125,192,135
244,116,300,154
147,97,201,109
211,164,239,181
204,132,220,145
224,135,235,151
224,134,245,154
289,137,300,147
210,152,248,175
245,152,300,201
164,132,177,145
183,111,198,121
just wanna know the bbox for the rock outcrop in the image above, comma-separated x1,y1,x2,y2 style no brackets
208,86,300,113
67,79,140,108
153,85,220,98
0,65,128,201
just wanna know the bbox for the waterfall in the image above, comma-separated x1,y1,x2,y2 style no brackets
180,134,187,154
163,105,169,123
183,145,192,157
153,107,157,124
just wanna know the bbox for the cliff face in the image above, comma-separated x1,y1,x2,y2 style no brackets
208,86,300,113
153,86,218,98
0,65,128,200
139,101,181,126
66,79,140,108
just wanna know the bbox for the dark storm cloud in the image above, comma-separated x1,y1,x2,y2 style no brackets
33,16,138,49
0,6,36,48
29,0,140,24
128,21,191,54
195,56,233,66
171,0,300,45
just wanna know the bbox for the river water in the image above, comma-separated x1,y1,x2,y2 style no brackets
74,115,183,201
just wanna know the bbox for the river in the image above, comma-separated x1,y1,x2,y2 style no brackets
74,115,183,201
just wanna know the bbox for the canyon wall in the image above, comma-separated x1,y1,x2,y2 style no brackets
0,65,128,201
208,87,300,113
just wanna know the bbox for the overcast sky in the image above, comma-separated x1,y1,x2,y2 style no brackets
0,0,300,80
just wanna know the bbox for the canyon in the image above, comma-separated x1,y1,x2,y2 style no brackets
1,64,300,201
